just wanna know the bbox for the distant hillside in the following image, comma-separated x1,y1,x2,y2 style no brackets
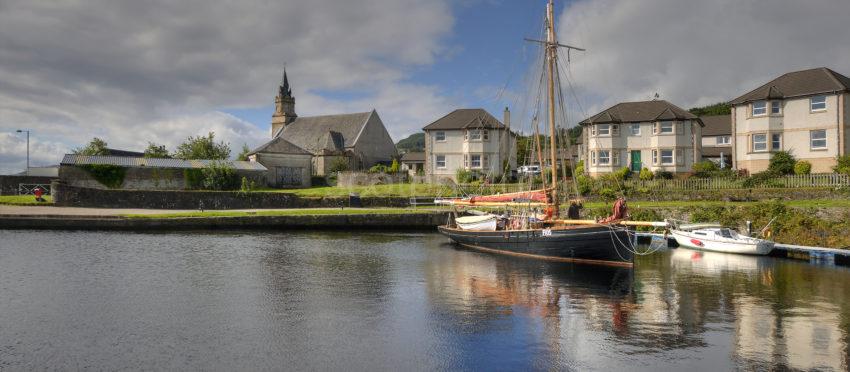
396,132,425,153
689,102,731,116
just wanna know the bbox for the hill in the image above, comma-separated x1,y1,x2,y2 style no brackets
396,132,425,153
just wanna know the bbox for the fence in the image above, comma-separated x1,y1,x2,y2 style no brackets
450,174,850,195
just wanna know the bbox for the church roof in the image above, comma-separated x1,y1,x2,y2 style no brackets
730,67,850,105
273,110,375,155
247,136,310,156
579,100,701,125
423,108,506,131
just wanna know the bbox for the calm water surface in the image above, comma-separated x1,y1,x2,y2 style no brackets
0,230,848,371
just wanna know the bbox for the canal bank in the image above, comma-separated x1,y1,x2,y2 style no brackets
0,209,451,231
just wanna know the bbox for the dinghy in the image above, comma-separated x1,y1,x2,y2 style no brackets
455,215,498,231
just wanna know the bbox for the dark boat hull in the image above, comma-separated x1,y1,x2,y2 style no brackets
438,225,634,267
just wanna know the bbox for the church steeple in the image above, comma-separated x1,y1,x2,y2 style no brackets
272,68,297,137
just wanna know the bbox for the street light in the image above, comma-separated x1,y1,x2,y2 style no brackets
16,129,29,176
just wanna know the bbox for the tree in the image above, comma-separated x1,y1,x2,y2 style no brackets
174,132,230,160
768,151,796,175
201,161,239,190
74,137,110,155
688,102,731,116
395,132,425,153
236,144,251,161
143,142,170,158
834,155,850,175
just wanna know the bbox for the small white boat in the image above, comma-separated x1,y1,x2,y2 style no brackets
455,214,498,231
670,226,774,255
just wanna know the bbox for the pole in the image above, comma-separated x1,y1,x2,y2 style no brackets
26,130,29,176
546,0,559,217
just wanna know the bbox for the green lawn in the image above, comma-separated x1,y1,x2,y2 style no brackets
123,207,441,219
259,183,453,197
584,199,850,209
0,195,53,205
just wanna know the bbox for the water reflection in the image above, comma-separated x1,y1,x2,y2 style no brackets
0,231,848,370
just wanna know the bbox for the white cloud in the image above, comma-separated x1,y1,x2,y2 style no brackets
557,0,850,119
0,0,455,173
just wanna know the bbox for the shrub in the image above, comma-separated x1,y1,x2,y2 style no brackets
691,160,719,178
574,160,585,176
80,164,126,188
576,175,593,195
184,169,204,189
654,170,673,179
639,167,654,180
768,151,796,175
612,166,631,181
794,160,812,175
834,155,850,175
201,161,239,190
455,168,474,183
742,170,780,188
598,187,617,201
389,159,400,173
240,176,252,193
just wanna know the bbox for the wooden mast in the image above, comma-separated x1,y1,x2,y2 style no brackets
546,0,559,217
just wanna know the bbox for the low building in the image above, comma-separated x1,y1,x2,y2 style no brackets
423,108,517,182
730,67,850,173
699,114,732,166
580,100,703,176
400,152,424,176
246,136,312,188
59,154,267,190
254,70,398,176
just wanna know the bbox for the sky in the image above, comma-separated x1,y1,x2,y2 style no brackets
2,0,850,174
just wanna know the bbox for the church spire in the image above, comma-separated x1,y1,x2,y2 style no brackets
279,68,293,98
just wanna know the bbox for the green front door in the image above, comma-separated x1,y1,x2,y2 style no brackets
630,151,642,172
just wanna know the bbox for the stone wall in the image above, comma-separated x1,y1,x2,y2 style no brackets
59,165,266,190
52,181,411,209
337,171,408,187
0,175,56,195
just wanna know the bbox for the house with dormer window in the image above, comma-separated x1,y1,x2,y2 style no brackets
423,108,517,182
730,67,850,173
579,100,703,177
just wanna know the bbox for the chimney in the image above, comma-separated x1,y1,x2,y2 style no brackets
503,107,511,129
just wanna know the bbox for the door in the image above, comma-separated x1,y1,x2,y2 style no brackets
630,151,642,172
277,166,303,186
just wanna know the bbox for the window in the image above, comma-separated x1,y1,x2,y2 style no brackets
716,136,731,145
611,150,620,166
463,154,468,168
771,133,782,151
598,150,611,165
659,121,674,134
752,101,767,116
468,130,482,141
482,130,489,141
471,154,482,168
483,155,489,168
752,133,767,152
590,126,597,136
630,123,641,136
771,101,781,114
591,151,597,165
435,155,446,169
810,129,827,150
661,149,674,165
810,96,826,112
652,150,658,165
435,131,445,142
611,124,620,136
597,124,610,136
676,149,684,166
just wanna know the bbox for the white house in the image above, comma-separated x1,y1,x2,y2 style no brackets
579,100,703,176
730,67,850,174
423,108,517,182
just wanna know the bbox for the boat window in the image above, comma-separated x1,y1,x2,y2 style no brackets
719,229,733,238
694,232,706,236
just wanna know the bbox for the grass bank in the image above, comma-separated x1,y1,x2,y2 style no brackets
0,195,53,205
259,184,450,197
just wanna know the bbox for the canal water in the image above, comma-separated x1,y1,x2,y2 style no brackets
1,230,848,371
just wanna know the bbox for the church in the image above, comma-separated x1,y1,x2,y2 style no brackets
248,70,398,185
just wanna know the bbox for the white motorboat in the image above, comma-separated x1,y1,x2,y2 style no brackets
455,214,498,231
670,225,774,255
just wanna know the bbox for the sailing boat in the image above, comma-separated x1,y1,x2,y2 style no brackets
437,0,633,267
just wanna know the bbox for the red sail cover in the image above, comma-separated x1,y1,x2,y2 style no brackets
468,189,549,203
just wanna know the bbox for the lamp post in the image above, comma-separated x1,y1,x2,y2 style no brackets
16,129,29,176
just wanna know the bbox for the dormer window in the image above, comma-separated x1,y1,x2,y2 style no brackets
435,131,445,142
596,124,610,136
659,121,674,134
465,129,488,142
752,101,767,116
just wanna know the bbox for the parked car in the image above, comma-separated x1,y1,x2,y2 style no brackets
518,165,541,175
